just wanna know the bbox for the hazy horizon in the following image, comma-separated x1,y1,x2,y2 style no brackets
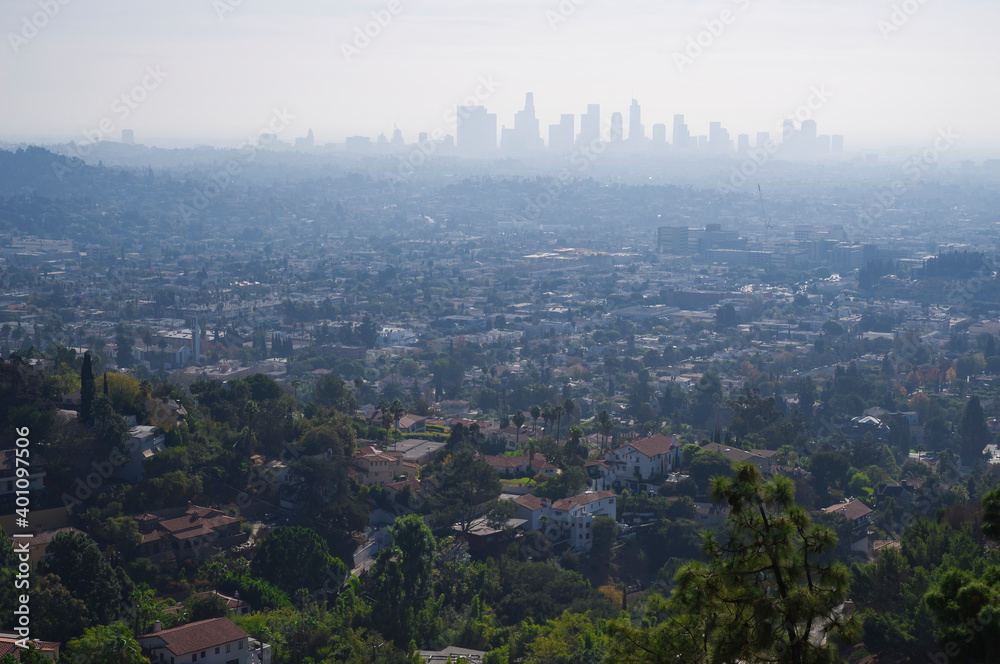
2,0,998,157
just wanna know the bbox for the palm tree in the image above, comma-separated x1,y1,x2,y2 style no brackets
530,404,541,433
553,404,565,443
513,410,526,448
563,398,576,428
390,398,405,430
542,401,552,437
599,409,613,452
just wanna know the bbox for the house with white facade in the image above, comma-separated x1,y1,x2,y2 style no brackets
140,617,270,664
118,425,167,482
504,490,618,553
607,434,681,483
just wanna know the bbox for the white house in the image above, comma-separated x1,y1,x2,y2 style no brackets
118,425,166,482
140,617,268,664
548,490,618,552
608,434,681,483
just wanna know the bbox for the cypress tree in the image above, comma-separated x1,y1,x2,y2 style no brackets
80,351,95,424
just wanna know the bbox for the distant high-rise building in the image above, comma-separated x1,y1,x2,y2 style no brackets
121,129,134,144
610,112,623,143
345,135,372,152
831,134,844,154
651,123,667,144
295,128,315,150
456,105,497,155
697,135,709,150
548,114,574,153
800,119,817,158
578,104,600,145
737,133,750,154
391,128,404,146
672,115,690,148
709,122,732,154
781,119,797,154
658,226,690,253
817,134,831,155
502,92,543,152
418,131,428,143
628,99,644,146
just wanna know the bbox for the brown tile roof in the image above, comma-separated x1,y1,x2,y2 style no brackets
550,490,616,512
483,455,525,469
141,617,247,655
823,499,873,521
625,434,678,458
513,494,545,511
0,639,60,658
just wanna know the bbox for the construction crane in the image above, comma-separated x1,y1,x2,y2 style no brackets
757,184,774,245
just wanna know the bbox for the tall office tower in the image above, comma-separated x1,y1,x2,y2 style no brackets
578,104,600,145
121,129,134,144
755,131,770,149
672,114,690,148
548,114,575,153
737,133,750,154
709,122,732,154
390,128,404,146
502,92,544,152
296,128,315,150
697,135,708,150
816,134,831,155
800,119,817,158
782,119,797,155
831,134,844,154
456,106,497,155
610,112,623,143
418,131,428,143
651,123,667,144
628,99,644,146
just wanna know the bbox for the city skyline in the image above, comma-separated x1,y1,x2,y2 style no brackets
1,0,998,157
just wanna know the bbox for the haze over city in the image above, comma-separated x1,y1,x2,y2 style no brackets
2,0,999,156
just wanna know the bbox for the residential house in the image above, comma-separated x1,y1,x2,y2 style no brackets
396,414,427,434
7,526,86,570
0,449,46,496
134,503,245,566
701,443,778,475
822,499,873,554
548,490,617,552
353,446,416,486
139,617,270,664
0,636,60,660
118,425,167,482
608,434,681,483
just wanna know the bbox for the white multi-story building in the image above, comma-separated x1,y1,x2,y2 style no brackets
140,618,269,664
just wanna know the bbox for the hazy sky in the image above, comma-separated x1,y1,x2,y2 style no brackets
1,0,997,154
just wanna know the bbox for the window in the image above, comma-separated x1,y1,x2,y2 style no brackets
201,653,206,659
192,656,197,663
215,649,220,655
226,645,231,654
239,641,244,650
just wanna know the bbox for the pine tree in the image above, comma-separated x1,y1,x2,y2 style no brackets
959,395,990,462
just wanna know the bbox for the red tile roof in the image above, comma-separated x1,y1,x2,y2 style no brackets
624,434,678,458
513,494,545,511
823,499,873,521
550,490,616,512
141,617,247,655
